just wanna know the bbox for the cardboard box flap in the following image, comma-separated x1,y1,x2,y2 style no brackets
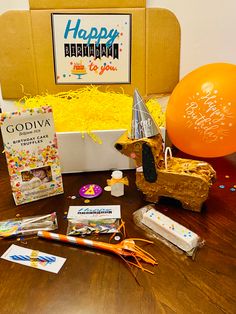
0,11,38,99
146,8,180,94
29,0,146,10
0,6,180,99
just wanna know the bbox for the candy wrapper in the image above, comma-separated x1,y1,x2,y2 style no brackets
133,205,205,259
67,205,121,236
67,219,120,236
0,212,58,238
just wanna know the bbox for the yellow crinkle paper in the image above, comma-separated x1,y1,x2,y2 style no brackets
16,86,165,135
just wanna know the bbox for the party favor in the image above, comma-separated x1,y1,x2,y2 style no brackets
0,212,58,238
67,205,121,236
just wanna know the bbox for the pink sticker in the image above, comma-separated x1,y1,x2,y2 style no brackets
130,152,136,159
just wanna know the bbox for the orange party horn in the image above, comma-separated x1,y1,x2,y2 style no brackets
37,231,157,274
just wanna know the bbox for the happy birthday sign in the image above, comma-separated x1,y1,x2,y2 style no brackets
51,13,131,84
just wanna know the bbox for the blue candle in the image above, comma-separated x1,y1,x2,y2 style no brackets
10,255,56,263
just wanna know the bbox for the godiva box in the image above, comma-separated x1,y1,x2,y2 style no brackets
0,107,64,204
0,1,180,173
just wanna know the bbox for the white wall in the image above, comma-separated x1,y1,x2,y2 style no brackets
1,0,236,79
0,0,29,13
147,0,236,77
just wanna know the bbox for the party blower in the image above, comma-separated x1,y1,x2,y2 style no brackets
37,231,157,274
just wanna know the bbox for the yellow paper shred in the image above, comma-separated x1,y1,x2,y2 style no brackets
16,87,165,133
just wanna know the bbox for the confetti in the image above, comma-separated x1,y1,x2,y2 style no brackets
71,196,76,200
219,185,225,189
104,186,111,192
84,199,90,204
225,175,230,178
230,188,236,192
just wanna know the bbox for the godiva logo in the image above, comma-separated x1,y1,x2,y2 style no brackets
6,119,51,133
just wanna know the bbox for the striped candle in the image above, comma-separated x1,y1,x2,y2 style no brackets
10,255,56,263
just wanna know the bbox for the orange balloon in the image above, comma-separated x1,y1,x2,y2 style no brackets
166,63,236,157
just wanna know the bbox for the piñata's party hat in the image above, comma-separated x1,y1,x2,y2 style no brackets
130,89,161,139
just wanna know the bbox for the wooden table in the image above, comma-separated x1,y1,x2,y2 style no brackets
0,135,235,314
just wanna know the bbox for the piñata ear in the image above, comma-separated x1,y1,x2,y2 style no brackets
142,143,157,183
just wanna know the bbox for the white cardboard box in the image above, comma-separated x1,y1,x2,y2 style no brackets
57,127,166,173
0,98,167,174
56,95,168,173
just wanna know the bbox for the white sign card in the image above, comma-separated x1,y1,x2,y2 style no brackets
1,244,66,273
51,13,131,84
67,205,121,220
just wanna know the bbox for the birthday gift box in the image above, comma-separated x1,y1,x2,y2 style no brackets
0,0,180,173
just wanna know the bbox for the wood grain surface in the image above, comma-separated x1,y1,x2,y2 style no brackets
0,134,235,314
